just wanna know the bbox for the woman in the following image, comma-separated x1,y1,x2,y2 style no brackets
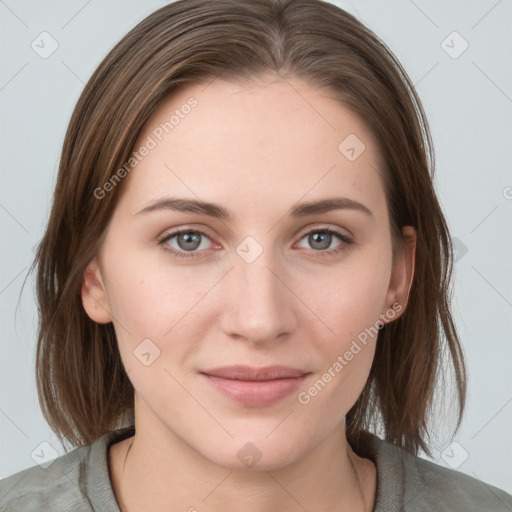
1,0,510,510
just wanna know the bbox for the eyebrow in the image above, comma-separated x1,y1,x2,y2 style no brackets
134,196,373,219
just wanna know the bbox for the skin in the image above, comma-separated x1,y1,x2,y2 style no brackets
82,74,416,512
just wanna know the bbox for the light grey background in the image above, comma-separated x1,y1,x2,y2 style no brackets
1,0,511,495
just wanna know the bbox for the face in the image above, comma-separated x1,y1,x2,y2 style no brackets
82,75,415,470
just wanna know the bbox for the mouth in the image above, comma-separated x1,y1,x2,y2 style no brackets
199,365,311,407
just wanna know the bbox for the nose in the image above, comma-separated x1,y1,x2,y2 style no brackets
218,247,297,346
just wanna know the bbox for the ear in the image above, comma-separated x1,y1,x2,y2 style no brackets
380,226,416,323
81,258,113,324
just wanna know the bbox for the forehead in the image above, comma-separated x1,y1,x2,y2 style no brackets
119,76,386,218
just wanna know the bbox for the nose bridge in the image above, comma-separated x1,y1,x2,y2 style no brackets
219,239,295,343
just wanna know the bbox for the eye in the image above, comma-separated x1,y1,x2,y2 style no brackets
158,229,214,258
295,227,354,257
157,226,354,260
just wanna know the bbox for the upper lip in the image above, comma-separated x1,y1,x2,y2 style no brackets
201,365,309,381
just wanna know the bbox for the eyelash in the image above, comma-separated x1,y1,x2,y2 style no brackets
157,227,354,260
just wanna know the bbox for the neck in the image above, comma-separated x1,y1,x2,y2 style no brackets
109,414,376,512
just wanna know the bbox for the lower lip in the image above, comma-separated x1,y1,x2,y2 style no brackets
201,373,309,407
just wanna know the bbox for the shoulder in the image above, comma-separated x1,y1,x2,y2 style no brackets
0,426,134,512
353,431,512,512
0,444,93,512
401,450,512,512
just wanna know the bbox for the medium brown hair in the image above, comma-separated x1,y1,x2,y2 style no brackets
28,0,466,456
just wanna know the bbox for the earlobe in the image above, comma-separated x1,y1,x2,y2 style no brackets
381,226,416,322
81,258,113,324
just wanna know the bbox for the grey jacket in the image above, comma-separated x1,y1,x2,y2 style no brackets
1,426,511,511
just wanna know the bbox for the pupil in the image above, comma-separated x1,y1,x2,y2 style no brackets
311,232,330,250
179,232,200,250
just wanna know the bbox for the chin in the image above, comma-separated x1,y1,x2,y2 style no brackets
193,430,310,472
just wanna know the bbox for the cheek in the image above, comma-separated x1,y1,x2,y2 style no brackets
103,248,206,336
296,268,386,418
308,255,392,342
300,252,391,401
102,251,219,388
